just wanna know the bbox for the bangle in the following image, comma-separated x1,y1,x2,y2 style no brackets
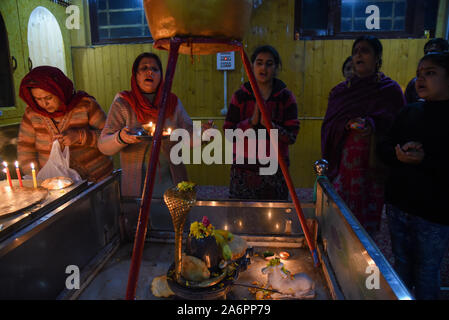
117,129,128,145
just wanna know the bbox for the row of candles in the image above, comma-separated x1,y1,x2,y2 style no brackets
145,122,172,136
2,161,38,189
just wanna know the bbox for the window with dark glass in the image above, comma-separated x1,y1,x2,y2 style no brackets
295,0,440,39
89,0,152,44
340,0,407,32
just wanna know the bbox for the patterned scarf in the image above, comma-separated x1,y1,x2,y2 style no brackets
19,66,91,118
118,68,178,124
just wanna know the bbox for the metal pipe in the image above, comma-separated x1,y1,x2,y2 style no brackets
237,45,319,267
221,70,228,115
125,38,182,300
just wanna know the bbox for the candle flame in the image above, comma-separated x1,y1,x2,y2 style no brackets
2,168,6,174
149,122,153,127
31,162,35,169
15,161,19,168
2,161,7,167
279,251,290,260
167,128,172,135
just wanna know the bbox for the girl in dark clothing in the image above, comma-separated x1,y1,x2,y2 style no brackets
223,45,299,200
378,52,449,300
404,38,449,104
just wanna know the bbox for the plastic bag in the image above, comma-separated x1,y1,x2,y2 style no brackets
36,140,81,182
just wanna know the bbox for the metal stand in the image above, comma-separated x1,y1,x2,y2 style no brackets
125,37,319,300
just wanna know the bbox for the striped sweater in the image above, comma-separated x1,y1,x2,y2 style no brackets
98,94,193,198
223,78,300,169
17,97,113,182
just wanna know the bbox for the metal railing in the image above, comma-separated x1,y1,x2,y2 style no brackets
314,159,413,300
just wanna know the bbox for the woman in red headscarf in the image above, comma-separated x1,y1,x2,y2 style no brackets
17,66,113,182
98,52,194,198
98,52,215,240
98,53,211,238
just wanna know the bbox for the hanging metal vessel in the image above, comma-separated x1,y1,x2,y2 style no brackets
143,0,253,55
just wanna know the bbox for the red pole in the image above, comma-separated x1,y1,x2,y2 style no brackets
125,38,182,300
238,46,319,267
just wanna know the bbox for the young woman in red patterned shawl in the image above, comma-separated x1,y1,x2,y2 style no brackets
224,45,300,200
321,36,406,236
17,66,113,182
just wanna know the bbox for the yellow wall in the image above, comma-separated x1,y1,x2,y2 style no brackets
70,0,429,188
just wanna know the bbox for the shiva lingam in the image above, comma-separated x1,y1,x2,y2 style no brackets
163,181,252,299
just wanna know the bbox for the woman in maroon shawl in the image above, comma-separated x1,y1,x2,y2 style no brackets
321,36,406,235
17,66,113,182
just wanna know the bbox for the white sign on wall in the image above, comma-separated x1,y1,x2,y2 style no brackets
217,52,235,70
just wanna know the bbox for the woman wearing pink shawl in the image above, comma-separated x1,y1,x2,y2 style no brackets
321,36,406,235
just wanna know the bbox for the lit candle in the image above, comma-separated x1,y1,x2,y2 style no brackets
2,162,13,189
167,127,172,135
15,161,23,188
279,251,290,260
31,162,37,188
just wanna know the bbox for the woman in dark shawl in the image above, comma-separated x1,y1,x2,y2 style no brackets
321,36,406,235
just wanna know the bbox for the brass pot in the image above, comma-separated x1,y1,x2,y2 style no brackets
143,0,253,54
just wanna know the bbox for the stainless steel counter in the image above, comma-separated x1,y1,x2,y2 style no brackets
0,179,88,242
0,171,122,299
76,179,413,300
0,170,414,300
77,239,332,300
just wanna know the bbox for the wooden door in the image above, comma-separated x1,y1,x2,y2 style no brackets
16,0,73,80
27,6,67,74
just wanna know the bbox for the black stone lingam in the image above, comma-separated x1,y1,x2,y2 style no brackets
185,216,222,272
185,235,222,271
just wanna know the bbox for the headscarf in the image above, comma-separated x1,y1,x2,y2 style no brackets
118,62,178,124
321,73,406,180
19,66,91,118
